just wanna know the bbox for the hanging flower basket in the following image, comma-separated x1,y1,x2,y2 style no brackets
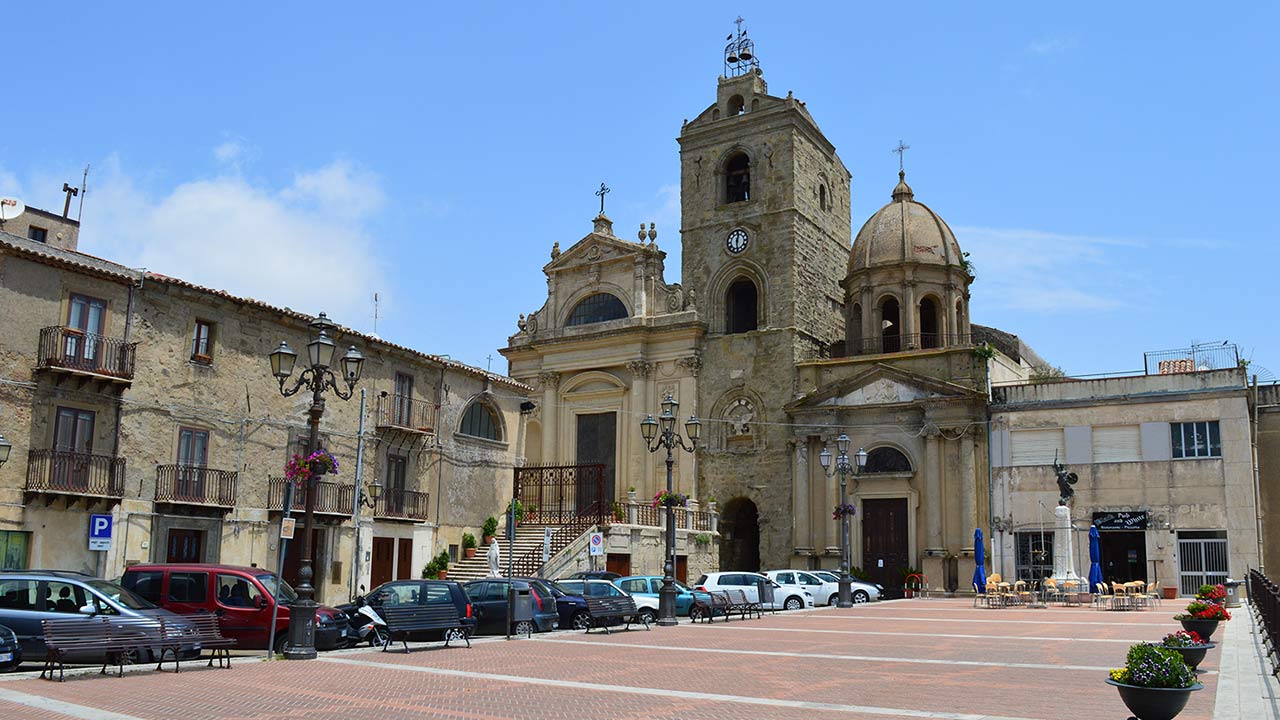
832,503,857,520
284,449,339,483
652,491,689,508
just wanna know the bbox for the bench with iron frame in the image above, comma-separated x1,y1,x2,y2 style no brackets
581,595,651,634
380,604,471,653
691,590,733,623
41,616,177,681
171,614,237,669
725,588,763,620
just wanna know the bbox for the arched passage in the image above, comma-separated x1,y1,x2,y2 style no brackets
719,497,760,571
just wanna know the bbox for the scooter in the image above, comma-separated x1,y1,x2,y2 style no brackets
343,595,388,648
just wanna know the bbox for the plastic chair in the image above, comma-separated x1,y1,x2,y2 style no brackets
1095,582,1115,610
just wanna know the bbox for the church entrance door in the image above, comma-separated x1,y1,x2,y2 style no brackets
862,498,909,596
720,497,760,571
575,413,616,514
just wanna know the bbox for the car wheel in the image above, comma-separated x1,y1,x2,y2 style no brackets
853,590,869,603
689,606,707,622
784,596,803,611
638,608,656,625
273,631,290,654
513,620,535,636
571,611,592,630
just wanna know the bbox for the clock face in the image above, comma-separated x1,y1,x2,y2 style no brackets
726,229,749,254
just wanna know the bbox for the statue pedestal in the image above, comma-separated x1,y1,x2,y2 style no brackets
1050,505,1084,586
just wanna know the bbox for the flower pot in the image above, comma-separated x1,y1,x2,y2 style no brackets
436,571,448,580
1164,642,1215,672
464,547,476,559
482,535,493,547
1178,618,1220,642
1106,679,1202,720
1163,587,1178,600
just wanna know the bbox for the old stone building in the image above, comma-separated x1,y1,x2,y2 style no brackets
0,222,528,602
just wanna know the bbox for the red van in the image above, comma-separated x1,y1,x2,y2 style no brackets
120,564,350,650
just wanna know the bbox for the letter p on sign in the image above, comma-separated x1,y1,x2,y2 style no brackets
89,514,112,551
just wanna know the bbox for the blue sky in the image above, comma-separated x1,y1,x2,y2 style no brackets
3,3,1277,379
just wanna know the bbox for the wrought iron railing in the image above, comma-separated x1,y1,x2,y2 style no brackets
626,503,713,531
849,333,972,356
375,488,430,520
267,476,355,516
374,395,437,433
37,326,138,379
509,501,608,578
1145,344,1240,375
26,449,125,497
155,464,237,506
1248,570,1278,676
514,463,607,526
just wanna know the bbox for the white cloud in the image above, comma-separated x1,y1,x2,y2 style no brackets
79,154,388,330
1027,36,1076,56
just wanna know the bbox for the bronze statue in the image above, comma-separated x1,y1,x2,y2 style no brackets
1052,453,1078,506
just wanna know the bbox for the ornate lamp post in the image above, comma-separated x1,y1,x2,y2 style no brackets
267,312,364,660
640,393,700,626
0,433,11,468
819,434,866,608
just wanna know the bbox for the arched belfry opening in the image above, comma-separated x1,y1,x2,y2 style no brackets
880,297,901,353
725,278,758,334
728,94,745,116
919,297,940,349
725,152,750,203
720,497,760,571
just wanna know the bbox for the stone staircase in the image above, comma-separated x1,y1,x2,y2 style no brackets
447,524,554,582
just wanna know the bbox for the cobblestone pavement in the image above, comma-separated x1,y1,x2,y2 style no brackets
0,599,1218,719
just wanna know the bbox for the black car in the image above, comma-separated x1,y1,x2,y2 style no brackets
513,577,590,631
334,580,475,643
461,579,559,635
565,570,622,581
0,624,21,671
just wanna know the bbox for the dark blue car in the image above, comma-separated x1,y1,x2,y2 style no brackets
517,578,590,630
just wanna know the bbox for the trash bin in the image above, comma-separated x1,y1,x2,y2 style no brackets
1223,579,1243,608
756,578,776,611
509,586,534,636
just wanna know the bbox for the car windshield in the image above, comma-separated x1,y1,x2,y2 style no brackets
86,579,156,610
256,574,298,603
672,580,695,593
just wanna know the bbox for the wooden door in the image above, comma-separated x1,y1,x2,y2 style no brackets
166,529,203,563
371,537,394,588
396,538,412,580
605,553,631,577
675,555,688,584
575,412,616,514
861,498,909,595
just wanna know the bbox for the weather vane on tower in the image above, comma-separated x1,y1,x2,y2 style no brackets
724,17,759,77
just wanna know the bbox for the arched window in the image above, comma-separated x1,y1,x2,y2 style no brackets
880,297,900,353
566,293,627,327
865,447,912,473
459,402,500,441
725,153,750,203
956,299,966,336
850,302,863,353
725,278,758,334
920,298,940,349
728,94,745,116
819,184,828,212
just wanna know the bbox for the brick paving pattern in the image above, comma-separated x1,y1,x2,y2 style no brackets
0,599,1218,719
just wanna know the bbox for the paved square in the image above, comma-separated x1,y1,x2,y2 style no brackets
0,599,1218,719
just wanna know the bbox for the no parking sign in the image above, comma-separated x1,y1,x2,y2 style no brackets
588,532,604,557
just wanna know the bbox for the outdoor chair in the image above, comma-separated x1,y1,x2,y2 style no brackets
1042,578,1062,605
1094,582,1115,610
1013,580,1032,605
1144,581,1162,608
973,583,992,608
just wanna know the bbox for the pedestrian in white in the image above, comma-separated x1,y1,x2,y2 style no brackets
487,536,501,577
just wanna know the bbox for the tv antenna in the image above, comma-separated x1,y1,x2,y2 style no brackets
373,292,380,336
0,196,26,229
78,164,90,222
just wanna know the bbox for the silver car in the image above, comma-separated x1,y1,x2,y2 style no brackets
808,570,883,603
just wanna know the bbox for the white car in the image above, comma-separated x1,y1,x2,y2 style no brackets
807,569,883,603
693,571,815,611
554,579,659,624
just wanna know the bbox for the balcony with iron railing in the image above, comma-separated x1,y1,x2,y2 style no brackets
374,488,430,521
26,449,126,498
848,333,972,356
374,395,437,434
36,326,138,382
155,465,238,508
267,476,355,516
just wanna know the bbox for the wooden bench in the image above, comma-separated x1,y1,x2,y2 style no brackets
691,591,733,623
582,595,650,634
381,604,471,653
41,617,172,681
168,614,236,670
726,589,763,620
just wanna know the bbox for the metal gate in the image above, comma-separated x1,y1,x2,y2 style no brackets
1178,537,1228,596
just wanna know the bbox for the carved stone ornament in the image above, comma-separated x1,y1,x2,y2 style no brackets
724,398,755,436
683,287,697,311
667,286,684,311
675,354,703,377
551,242,561,260
626,360,654,379
537,371,561,389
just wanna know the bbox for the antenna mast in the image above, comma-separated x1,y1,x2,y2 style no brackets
373,292,380,335
77,164,89,222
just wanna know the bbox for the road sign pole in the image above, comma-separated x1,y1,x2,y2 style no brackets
268,481,294,658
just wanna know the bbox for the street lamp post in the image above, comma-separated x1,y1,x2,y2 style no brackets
819,434,867,608
268,312,364,660
640,393,700,627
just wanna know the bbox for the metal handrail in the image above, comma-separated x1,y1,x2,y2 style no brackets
26,449,126,497
374,395,437,433
155,464,237,506
267,476,355,515
37,326,138,379
375,488,430,520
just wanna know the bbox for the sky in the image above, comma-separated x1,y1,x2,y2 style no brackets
2,3,1277,380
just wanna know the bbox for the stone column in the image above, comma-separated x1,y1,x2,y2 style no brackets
627,361,655,495
924,428,943,552
861,287,874,351
792,438,812,554
959,433,976,548
1051,505,1084,585
903,281,917,346
538,372,560,465
944,285,957,340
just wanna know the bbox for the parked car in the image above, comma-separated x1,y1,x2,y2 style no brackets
334,579,475,644
121,564,351,651
563,570,622,581
461,579,559,635
554,579,657,627
0,570,199,664
615,576,714,619
519,578,588,630
0,624,22,671
808,570,883,603
693,571,814,610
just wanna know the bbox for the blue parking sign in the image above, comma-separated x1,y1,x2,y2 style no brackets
89,514,112,551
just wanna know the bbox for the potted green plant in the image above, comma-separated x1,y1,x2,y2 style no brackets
652,490,689,508
506,499,525,526
462,532,478,559
482,516,498,546
1174,599,1230,641
433,550,449,580
1107,642,1201,720
610,501,625,522
421,557,439,579
1159,630,1215,673
627,485,637,502
1195,583,1226,604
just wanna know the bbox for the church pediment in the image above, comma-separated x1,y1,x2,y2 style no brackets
544,231,657,274
787,363,977,411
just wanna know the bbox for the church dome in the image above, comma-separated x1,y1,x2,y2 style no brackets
848,171,964,274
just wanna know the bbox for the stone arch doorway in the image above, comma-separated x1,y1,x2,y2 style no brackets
719,497,760,571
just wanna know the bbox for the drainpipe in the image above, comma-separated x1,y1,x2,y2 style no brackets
985,355,996,578
434,363,447,528
112,277,140,458
349,389,367,599
1251,375,1264,574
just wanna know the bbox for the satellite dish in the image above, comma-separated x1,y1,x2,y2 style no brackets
0,197,25,223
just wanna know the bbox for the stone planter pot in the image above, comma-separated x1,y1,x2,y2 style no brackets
464,547,476,560
1163,587,1178,600
482,535,494,547
1178,618,1221,642
436,571,448,580
1106,679,1202,720
1164,642,1215,672
627,491,637,502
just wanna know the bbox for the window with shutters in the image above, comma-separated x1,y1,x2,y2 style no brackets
1010,429,1065,466
1091,425,1142,463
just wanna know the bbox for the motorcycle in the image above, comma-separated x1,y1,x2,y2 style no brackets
341,595,388,648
